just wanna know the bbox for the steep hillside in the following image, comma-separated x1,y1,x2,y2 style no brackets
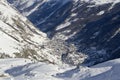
8,0,120,65
0,0,60,64
0,0,85,66
7,0,73,36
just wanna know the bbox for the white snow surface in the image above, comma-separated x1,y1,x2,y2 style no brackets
0,58,120,80
57,58,120,80
80,0,120,5
97,11,105,15
0,0,47,55
0,58,66,80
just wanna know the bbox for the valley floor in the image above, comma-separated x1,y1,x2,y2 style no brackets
0,58,120,80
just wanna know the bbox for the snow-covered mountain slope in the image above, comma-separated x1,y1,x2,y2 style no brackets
80,0,120,5
0,58,63,80
8,0,72,17
7,0,120,36
8,0,120,65
57,58,120,80
0,0,87,66
7,0,51,16
0,0,61,64
7,0,73,33
0,58,120,80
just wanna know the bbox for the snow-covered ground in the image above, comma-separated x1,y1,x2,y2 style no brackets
80,0,120,5
0,0,47,55
0,58,120,80
0,0,62,64
62,58,120,80
0,58,70,80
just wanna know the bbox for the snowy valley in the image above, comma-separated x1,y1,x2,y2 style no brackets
0,0,120,80
8,0,120,65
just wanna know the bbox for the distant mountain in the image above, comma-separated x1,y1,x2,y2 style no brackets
8,0,120,65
